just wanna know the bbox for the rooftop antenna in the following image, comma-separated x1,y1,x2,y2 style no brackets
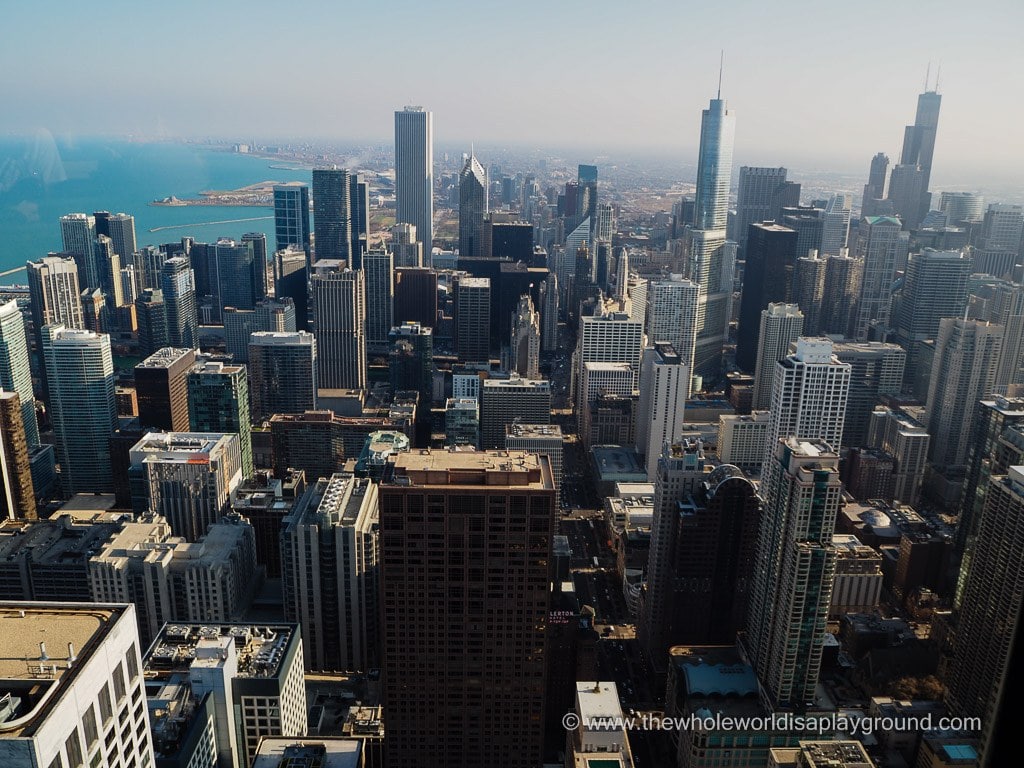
924,62,931,91
717,50,724,99
935,63,942,92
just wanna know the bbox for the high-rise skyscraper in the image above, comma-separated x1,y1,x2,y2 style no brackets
687,94,736,379
188,359,254,479
454,276,491,363
861,152,890,217
205,237,265,321
105,212,137,263
939,191,985,225
644,275,699,374
274,245,309,330
0,299,39,448
379,449,555,767
745,438,841,710
821,194,852,255
274,184,311,260
892,87,941,227
0,391,36,520
763,337,852,460
893,249,973,380
248,331,318,421
312,166,351,262
793,252,826,336
135,288,167,356
0,603,155,768
751,303,804,411
736,222,798,371
925,318,1004,469
160,256,198,348
946,465,1024,765
60,212,99,288
731,166,798,251
349,173,370,266
479,376,551,449
130,431,243,541
636,344,689,477
41,324,118,494
281,472,379,672
27,254,84,332
394,267,438,328
851,216,909,341
509,293,541,379
363,248,394,353
389,322,434,404
821,252,862,337
391,222,423,268
459,152,488,257
135,346,196,431
395,106,434,251
639,440,710,667
311,264,366,390
833,342,906,448
94,235,123,308
224,296,297,362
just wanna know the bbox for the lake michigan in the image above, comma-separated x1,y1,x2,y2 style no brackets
0,135,314,284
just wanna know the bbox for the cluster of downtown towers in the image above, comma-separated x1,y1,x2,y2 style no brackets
0,88,1022,768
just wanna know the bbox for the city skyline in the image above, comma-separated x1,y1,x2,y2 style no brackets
1,3,1023,185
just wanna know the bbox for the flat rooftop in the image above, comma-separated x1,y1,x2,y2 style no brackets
144,623,296,680
130,432,232,460
136,347,194,369
0,604,125,737
386,449,553,490
252,739,360,768
0,515,124,565
576,681,622,721
506,423,563,439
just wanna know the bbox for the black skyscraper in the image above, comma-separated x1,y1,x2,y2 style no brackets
312,167,351,263
736,223,798,371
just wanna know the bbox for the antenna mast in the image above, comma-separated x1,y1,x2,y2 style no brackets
718,50,724,99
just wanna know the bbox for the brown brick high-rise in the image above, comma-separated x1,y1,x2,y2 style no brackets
0,391,36,520
380,449,556,768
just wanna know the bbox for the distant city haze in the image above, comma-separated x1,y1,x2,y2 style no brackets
2,1,1023,185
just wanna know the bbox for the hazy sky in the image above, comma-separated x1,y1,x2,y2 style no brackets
3,0,1023,185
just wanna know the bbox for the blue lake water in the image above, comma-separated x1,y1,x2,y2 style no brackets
0,136,314,283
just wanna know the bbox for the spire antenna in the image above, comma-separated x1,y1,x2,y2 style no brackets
717,50,724,99
935,63,941,92
924,62,931,91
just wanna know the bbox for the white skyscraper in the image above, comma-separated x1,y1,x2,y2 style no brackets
820,193,852,256
0,300,39,447
311,263,367,390
575,308,644,408
41,324,117,494
60,212,99,288
395,106,434,250
763,337,851,463
751,303,804,411
0,602,155,768
645,275,699,374
636,344,690,479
